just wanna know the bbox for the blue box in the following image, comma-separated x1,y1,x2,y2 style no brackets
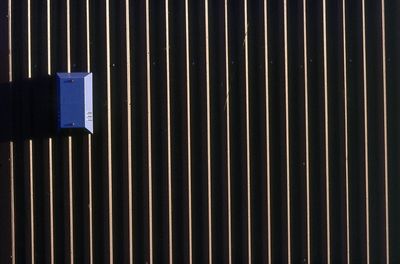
57,72,93,133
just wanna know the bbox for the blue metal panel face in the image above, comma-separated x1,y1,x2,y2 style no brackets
57,72,93,133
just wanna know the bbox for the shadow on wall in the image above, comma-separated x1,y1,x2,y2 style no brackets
0,76,57,142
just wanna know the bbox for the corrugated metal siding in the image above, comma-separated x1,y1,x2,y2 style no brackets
1,0,400,263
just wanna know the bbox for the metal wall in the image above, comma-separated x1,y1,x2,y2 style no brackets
1,0,400,263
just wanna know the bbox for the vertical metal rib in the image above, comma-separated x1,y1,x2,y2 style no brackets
10,142,15,264
184,0,193,263
283,0,291,262
66,0,74,262
361,0,370,262
48,140,54,264
145,0,153,262
47,0,51,74
87,136,93,264
264,0,271,263
46,1,54,263
87,131,93,264
124,0,133,262
29,141,34,264
243,0,251,262
224,0,232,263
8,0,15,262
27,0,35,262
68,135,73,264
165,0,173,262
86,0,91,73
342,0,350,262
302,0,311,263
8,0,12,84
322,0,331,262
27,0,31,78
66,0,71,72
204,0,212,262
380,0,389,262
86,0,93,263
105,0,113,262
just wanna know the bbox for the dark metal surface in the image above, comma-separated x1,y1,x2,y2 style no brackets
1,0,400,263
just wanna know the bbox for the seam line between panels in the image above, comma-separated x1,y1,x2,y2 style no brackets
224,0,232,263
342,0,351,262
165,0,173,262
303,0,311,263
322,0,331,263
380,0,390,262
8,0,15,262
184,0,193,263
204,0,212,262
361,1,370,263
283,0,291,262
145,0,154,263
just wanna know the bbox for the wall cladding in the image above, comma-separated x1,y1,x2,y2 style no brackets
1,0,400,263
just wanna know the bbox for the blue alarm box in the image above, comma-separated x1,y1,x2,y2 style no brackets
57,72,93,133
